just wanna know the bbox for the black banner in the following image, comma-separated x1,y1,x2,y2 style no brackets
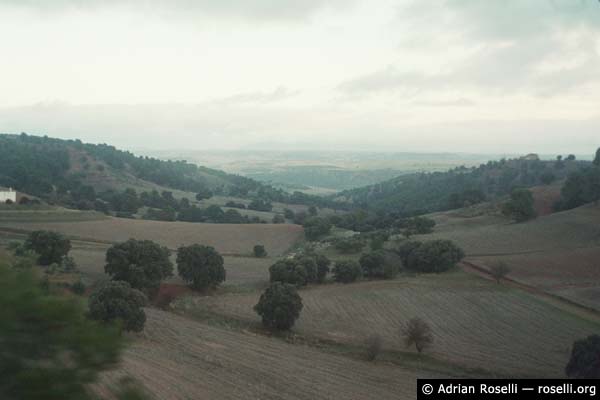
418,379,598,399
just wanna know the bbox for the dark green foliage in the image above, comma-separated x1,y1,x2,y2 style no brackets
400,216,436,237
248,199,273,212
176,244,226,290
332,260,362,283
88,281,147,332
334,236,365,253
565,335,600,378
556,167,600,210
540,170,556,185
295,256,318,283
360,251,387,278
402,317,433,353
253,244,267,258
594,148,600,167
340,157,583,215
269,259,308,286
195,187,213,200
254,282,303,330
284,208,295,220
502,188,537,222
71,280,86,295
272,214,285,223
105,239,173,294
315,255,331,283
0,263,123,399
308,205,318,216
143,207,176,221
303,217,332,241
225,200,246,209
24,230,71,265
293,211,308,225
401,240,464,273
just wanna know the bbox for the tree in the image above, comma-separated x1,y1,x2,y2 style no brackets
489,261,510,284
594,147,600,167
195,187,213,201
272,214,285,224
254,282,303,330
176,244,225,290
303,217,332,241
315,254,331,283
295,256,318,283
269,259,307,286
332,260,362,283
402,317,433,353
105,239,173,295
502,188,537,222
360,251,386,278
565,335,600,378
334,237,365,253
253,244,267,258
88,281,147,332
0,262,123,399
308,205,318,216
284,208,295,220
24,230,71,265
404,240,464,273
365,334,383,361
540,170,556,185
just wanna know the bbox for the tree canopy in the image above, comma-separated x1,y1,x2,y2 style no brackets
88,281,147,332
176,244,226,290
24,230,71,265
254,282,303,331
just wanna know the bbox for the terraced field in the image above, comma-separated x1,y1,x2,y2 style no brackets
180,271,600,377
98,308,428,400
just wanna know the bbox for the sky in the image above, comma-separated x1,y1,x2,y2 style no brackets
0,0,599,154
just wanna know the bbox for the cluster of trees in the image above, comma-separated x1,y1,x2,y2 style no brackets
396,240,465,273
339,156,586,215
269,254,331,286
555,148,600,211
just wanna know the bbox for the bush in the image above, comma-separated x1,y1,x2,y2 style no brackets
269,259,307,286
403,240,464,273
272,214,285,224
365,334,383,361
332,260,362,283
176,244,226,290
254,282,303,330
284,208,295,220
105,239,173,295
401,217,436,237
24,230,72,265
88,280,148,332
566,335,600,378
295,256,318,283
402,317,433,353
253,245,267,258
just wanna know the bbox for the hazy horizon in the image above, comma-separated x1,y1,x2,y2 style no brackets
1,0,599,153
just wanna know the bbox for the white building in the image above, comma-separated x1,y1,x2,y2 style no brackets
0,188,17,203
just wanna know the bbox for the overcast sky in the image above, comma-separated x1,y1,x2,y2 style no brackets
0,0,599,154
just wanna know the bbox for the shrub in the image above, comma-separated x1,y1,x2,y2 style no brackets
253,245,267,258
24,230,72,265
402,317,433,353
332,261,362,283
254,282,303,330
88,280,148,332
284,208,295,220
565,335,600,378
269,259,307,286
176,244,226,290
105,239,173,295
295,256,318,283
272,214,285,224
365,334,383,361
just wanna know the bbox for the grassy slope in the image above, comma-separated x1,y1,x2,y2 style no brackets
421,202,600,308
180,271,599,378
